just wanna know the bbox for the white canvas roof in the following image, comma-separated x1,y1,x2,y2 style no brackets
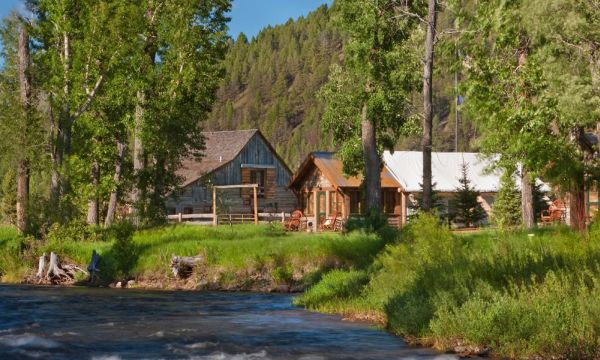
383,151,503,193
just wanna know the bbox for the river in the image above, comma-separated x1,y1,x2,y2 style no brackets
0,285,458,359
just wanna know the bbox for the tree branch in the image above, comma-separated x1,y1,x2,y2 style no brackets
71,75,103,122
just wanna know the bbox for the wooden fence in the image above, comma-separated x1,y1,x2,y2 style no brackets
167,212,291,225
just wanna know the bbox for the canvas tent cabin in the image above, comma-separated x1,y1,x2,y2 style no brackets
166,129,297,221
288,152,404,230
383,151,503,226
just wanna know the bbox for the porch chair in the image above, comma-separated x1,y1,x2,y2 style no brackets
284,210,304,231
320,211,340,231
540,199,565,225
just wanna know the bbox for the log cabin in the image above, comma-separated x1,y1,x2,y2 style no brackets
166,130,297,218
288,152,404,230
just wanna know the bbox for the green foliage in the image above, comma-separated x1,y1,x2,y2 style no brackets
491,170,522,229
0,168,16,225
319,0,422,177
46,221,107,244
452,163,486,227
108,221,136,278
0,226,29,282
300,212,600,358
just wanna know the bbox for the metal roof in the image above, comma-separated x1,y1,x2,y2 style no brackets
383,151,503,193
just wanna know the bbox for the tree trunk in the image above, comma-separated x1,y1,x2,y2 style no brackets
16,25,31,234
361,103,381,213
86,160,100,226
521,168,535,229
16,160,29,233
105,141,126,227
421,0,437,212
131,91,145,220
569,175,586,234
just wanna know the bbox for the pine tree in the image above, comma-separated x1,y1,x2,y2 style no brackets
453,163,486,228
492,170,522,229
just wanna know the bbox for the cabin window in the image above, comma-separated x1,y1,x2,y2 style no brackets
167,207,176,215
329,191,343,215
383,190,397,214
250,170,266,198
304,192,314,215
183,207,194,215
349,191,361,214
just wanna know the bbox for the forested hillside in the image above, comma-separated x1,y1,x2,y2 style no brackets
206,5,341,167
207,4,476,168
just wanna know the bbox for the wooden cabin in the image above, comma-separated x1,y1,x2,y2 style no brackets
167,130,297,218
288,152,404,230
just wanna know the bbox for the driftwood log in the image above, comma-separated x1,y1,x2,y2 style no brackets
171,255,204,278
87,250,100,283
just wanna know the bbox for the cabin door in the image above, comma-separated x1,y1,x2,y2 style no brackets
316,191,326,227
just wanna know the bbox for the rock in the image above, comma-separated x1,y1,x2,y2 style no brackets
127,280,135,287
115,281,122,288
272,285,290,293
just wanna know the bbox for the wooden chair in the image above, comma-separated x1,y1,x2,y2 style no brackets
320,211,339,231
285,210,303,231
541,200,565,225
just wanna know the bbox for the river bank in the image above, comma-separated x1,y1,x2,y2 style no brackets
0,223,388,292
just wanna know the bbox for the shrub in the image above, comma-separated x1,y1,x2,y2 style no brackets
108,221,137,278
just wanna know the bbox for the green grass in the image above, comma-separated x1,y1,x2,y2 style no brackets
0,223,389,289
298,214,600,359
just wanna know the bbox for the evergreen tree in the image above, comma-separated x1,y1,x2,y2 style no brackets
492,170,522,229
453,163,486,227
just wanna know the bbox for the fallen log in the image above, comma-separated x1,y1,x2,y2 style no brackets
171,255,204,278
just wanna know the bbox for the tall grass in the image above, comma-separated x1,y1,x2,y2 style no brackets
299,214,600,358
0,226,29,282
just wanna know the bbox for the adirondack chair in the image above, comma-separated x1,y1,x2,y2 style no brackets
320,211,340,231
284,210,303,231
541,200,565,224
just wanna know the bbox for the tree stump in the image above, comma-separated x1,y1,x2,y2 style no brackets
36,253,47,279
44,252,88,284
171,255,204,279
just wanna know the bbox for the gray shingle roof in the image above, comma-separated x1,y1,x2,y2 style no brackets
177,129,258,187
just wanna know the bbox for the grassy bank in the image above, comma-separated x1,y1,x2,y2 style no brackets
298,215,600,359
0,223,389,291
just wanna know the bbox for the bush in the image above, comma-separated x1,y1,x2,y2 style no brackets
46,221,107,244
108,221,137,278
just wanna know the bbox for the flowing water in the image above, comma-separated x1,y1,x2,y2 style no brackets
0,285,458,359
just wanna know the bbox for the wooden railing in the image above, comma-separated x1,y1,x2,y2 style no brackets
167,212,291,225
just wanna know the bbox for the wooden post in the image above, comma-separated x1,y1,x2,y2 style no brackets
313,190,319,232
177,212,182,223
281,211,285,224
212,187,217,226
325,191,331,218
401,192,408,226
253,186,258,224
